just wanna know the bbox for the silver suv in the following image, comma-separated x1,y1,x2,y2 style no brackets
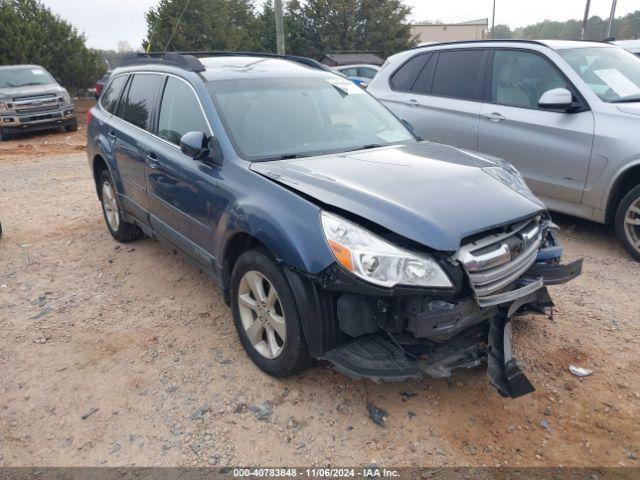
369,40,640,260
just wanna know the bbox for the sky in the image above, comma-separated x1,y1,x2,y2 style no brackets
42,0,639,51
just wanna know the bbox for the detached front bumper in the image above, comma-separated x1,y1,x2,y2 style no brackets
289,233,582,399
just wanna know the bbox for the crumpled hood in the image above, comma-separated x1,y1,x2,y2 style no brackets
0,83,63,100
250,142,546,252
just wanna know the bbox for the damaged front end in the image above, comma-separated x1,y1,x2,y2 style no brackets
289,215,582,399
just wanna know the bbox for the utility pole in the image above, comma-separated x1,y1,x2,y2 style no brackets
491,0,496,39
274,0,285,55
607,0,618,39
581,0,591,40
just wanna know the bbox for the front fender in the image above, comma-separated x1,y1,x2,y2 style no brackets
214,173,336,274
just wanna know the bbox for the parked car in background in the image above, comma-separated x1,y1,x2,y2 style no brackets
86,52,581,398
369,40,640,260
0,64,77,141
333,64,379,88
94,72,111,99
614,39,640,58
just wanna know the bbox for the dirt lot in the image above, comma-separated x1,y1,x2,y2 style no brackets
1,99,639,468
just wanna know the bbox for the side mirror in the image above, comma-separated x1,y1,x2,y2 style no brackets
538,88,574,110
180,131,222,165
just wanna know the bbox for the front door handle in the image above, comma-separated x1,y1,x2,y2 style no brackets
107,130,117,141
145,153,160,169
483,112,506,122
408,98,419,107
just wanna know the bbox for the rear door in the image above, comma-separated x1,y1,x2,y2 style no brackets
111,73,164,218
411,49,487,150
477,49,594,203
144,75,218,267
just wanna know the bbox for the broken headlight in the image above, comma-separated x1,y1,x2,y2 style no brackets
320,211,453,288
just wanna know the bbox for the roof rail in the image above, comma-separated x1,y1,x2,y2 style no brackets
170,51,333,72
120,52,206,72
409,38,611,50
121,51,332,73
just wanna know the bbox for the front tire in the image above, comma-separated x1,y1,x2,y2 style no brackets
98,170,142,243
615,184,640,261
65,119,78,132
230,248,310,377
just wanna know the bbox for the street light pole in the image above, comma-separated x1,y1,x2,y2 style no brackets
606,0,618,39
274,0,285,55
491,0,496,39
581,0,591,40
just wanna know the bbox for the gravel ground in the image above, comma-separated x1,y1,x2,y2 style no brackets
0,101,639,467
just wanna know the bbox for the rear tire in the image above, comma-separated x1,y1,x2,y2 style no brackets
230,248,310,377
98,170,142,243
615,184,640,261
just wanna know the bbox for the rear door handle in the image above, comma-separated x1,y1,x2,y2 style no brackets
145,153,160,169
408,98,419,107
483,112,506,122
107,130,116,141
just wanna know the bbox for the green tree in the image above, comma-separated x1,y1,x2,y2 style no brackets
284,0,416,58
490,24,513,39
0,0,105,93
144,0,260,52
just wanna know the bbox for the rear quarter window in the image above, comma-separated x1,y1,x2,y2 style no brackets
390,54,429,91
100,75,127,114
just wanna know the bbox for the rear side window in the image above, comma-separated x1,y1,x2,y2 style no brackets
117,74,164,131
100,75,127,114
390,54,429,91
431,50,485,100
158,77,211,145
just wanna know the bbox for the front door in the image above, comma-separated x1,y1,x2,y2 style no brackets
145,76,220,268
477,49,594,204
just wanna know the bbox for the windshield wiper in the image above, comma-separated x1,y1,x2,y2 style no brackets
611,95,640,103
256,153,312,162
343,144,383,153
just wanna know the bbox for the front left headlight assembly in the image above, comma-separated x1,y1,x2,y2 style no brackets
320,211,453,288
61,90,72,105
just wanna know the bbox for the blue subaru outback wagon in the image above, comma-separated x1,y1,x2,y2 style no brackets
87,52,582,398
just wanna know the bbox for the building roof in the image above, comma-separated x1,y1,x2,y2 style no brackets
320,52,385,66
412,18,488,27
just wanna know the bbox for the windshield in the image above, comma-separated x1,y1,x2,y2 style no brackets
206,76,415,161
0,67,55,89
559,47,640,103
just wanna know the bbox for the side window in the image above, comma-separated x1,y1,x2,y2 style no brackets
390,54,429,91
158,77,211,146
100,75,127,114
431,50,485,100
358,68,377,79
411,54,436,95
118,74,164,131
492,50,570,108
340,68,358,77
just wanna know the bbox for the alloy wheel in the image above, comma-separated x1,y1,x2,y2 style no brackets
237,270,286,359
101,180,120,231
623,199,640,254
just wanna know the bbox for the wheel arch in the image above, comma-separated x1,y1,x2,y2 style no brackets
605,162,640,224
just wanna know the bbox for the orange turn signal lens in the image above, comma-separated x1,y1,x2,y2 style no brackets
328,239,353,272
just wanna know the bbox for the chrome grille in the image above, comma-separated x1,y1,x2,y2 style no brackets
12,94,57,103
456,217,543,298
12,94,61,113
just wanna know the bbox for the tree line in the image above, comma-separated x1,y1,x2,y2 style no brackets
144,0,415,60
492,10,640,41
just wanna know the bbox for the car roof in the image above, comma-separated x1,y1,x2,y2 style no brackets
335,64,380,69
114,53,338,82
0,64,47,71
